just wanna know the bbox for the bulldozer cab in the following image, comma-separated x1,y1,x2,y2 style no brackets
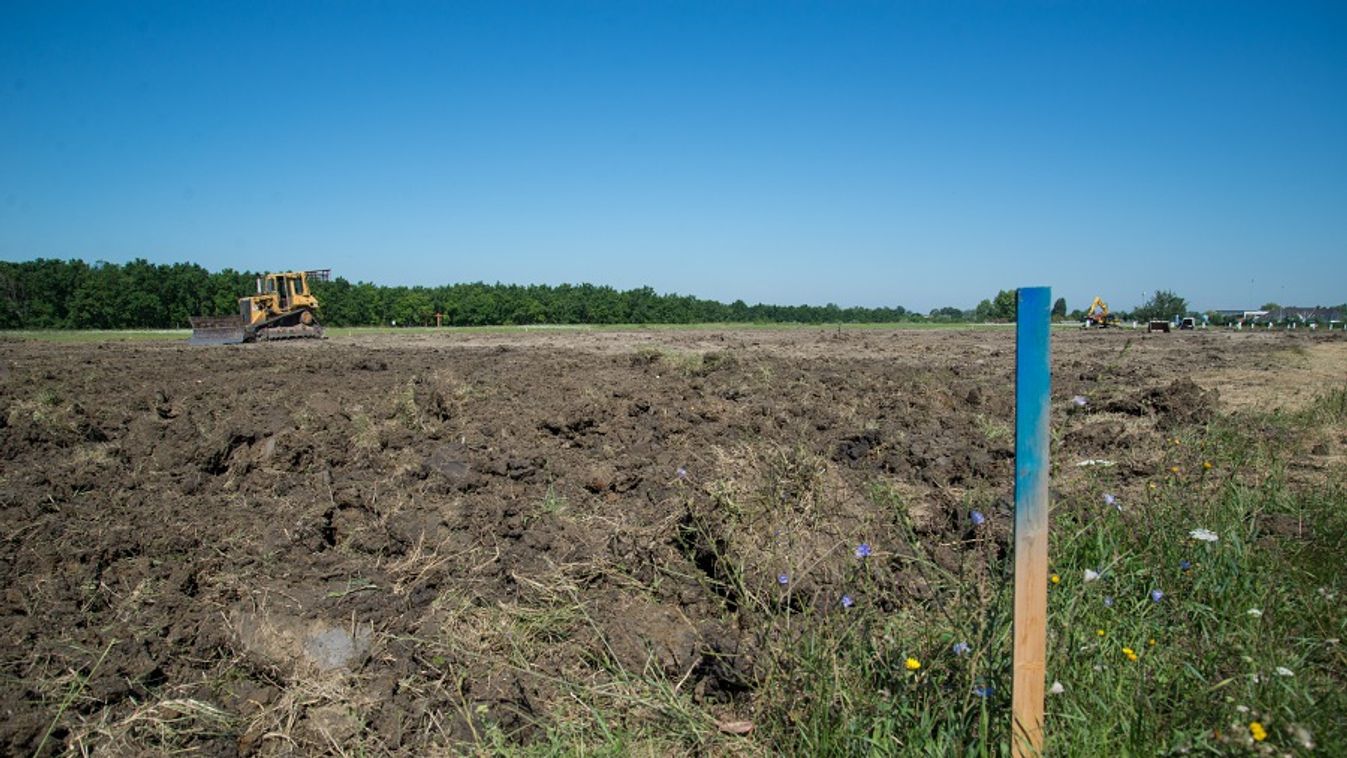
254,272,320,319
260,273,307,310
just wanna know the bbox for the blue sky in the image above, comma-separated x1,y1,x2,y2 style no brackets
2,1,1344,313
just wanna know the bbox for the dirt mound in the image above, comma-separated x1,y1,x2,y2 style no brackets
1102,377,1219,428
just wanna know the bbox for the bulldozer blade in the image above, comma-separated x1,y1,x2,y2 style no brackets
189,316,248,345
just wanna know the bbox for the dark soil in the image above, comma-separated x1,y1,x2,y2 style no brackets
0,327,1321,753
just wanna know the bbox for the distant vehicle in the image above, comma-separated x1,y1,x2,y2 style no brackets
189,270,330,345
1083,296,1117,328
1179,317,1196,330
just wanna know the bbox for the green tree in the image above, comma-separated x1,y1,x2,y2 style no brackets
928,306,965,323
1133,290,1189,322
980,289,1012,321
1052,297,1067,320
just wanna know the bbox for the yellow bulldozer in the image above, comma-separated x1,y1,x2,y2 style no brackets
189,270,329,345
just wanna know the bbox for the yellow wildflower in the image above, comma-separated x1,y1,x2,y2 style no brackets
1096,629,1106,637
905,657,921,671
1170,466,1180,474
1203,461,1213,470
1050,574,1061,585
1121,647,1138,661
1250,721,1267,742
1148,638,1157,647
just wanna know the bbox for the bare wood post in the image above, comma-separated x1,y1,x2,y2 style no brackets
1013,286,1051,756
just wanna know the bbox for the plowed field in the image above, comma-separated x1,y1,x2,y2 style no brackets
2,327,1341,754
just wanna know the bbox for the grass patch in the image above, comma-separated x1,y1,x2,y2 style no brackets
474,390,1346,755
2,322,1024,344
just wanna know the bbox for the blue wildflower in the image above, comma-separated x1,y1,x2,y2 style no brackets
970,510,986,526
974,684,994,698
675,467,688,479
841,594,854,608
1150,588,1165,603
1179,559,1192,571
1103,596,1114,608
855,543,872,559
1103,493,1119,511
952,642,971,655
777,573,790,585
1072,395,1088,407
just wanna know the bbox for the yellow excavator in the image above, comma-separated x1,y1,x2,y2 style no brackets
189,270,329,345
1083,296,1117,328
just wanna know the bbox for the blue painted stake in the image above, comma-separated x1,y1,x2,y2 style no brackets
1012,286,1051,757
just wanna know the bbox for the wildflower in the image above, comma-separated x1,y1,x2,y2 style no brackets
1084,569,1100,582
1189,528,1219,542
1275,666,1294,677
676,467,688,479
1050,574,1061,585
1148,638,1157,647
1122,647,1138,661
1249,721,1267,742
840,594,854,608
1170,466,1181,474
905,657,921,671
1235,705,1250,714
952,642,971,655
1103,596,1114,608
1096,629,1106,637
777,573,790,585
1148,482,1157,490
1203,461,1213,471
1048,680,1065,695
1247,608,1263,618
855,543,872,559
1179,559,1192,571
970,510,986,526
1071,395,1088,407
1103,492,1118,509
973,684,993,698
1150,588,1164,603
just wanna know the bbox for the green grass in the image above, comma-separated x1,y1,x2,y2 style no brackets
478,389,1346,756
0,329,190,342
1,321,1023,343
329,321,1019,335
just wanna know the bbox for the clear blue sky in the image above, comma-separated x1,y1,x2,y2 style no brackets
2,1,1344,313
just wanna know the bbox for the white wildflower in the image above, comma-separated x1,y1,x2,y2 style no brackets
1189,528,1219,542
1275,666,1294,677
1235,705,1250,714
1048,681,1065,695
1084,569,1101,582
1247,608,1263,618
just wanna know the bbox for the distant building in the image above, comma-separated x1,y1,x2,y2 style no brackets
1267,306,1343,323
1210,309,1267,323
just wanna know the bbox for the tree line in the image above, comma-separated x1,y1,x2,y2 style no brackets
9,258,1306,330
0,258,930,329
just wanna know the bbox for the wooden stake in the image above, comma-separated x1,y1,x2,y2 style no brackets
1013,286,1051,757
